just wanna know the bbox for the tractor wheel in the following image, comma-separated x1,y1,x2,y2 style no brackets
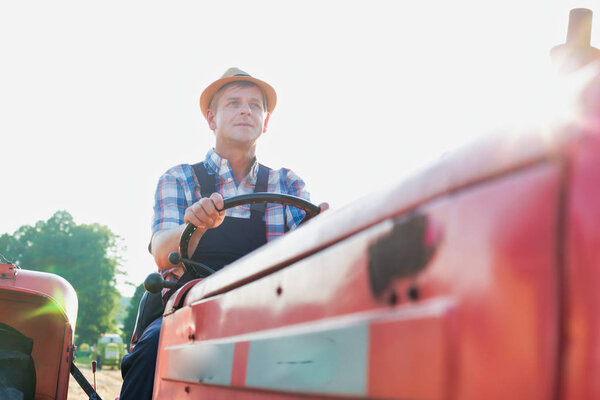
0,349,36,400
0,387,26,400
0,350,35,400
0,324,35,400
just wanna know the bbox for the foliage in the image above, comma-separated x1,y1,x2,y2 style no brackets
0,211,124,345
122,283,145,345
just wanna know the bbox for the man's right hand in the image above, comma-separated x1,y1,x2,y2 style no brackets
184,193,226,230
151,193,226,269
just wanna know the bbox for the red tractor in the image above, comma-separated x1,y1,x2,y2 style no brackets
1,7,600,400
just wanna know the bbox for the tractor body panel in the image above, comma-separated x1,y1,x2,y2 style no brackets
0,265,78,400
156,157,565,399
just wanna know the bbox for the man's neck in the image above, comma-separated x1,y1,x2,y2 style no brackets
214,144,256,184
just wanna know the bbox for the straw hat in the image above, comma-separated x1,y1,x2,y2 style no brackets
199,67,277,119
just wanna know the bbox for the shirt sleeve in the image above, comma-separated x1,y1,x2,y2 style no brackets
151,169,190,235
283,169,311,231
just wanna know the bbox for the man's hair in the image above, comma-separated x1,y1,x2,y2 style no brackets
208,81,268,114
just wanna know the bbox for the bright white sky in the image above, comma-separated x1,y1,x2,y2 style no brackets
1,0,597,296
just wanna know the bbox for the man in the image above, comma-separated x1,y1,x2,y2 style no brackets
119,67,326,399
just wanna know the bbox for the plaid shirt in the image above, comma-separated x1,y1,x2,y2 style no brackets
152,148,310,283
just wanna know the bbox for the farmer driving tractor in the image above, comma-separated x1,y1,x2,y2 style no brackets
119,67,328,399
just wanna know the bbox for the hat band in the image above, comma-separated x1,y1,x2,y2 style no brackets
233,73,251,77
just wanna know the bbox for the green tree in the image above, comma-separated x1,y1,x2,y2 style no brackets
122,283,145,346
0,211,124,344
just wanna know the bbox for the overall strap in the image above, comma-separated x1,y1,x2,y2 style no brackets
251,164,270,215
192,162,216,198
193,161,270,215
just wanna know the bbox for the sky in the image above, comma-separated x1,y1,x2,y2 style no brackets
1,0,598,297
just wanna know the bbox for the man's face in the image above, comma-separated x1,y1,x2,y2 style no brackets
207,84,269,148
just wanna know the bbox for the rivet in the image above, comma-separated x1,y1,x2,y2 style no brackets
407,285,420,301
388,290,398,306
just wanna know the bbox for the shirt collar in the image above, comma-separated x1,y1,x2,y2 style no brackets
204,148,259,184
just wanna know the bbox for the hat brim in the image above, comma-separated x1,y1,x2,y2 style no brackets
199,75,277,119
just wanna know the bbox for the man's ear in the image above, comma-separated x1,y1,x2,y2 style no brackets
262,113,270,134
206,109,217,131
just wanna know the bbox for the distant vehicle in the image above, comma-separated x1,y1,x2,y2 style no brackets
95,333,125,370
76,342,91,358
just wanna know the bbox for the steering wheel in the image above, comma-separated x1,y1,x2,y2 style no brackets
177,193,321,276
